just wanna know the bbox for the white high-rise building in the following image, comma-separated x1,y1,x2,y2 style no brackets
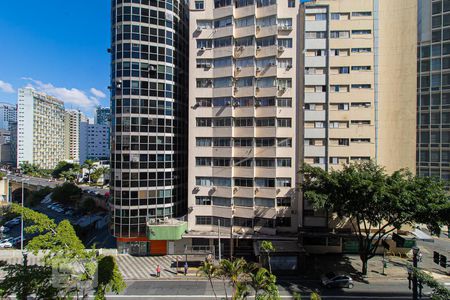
0,103,17,131
17,88,65,169
87,124,110,161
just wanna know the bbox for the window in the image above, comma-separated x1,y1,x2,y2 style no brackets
197,39,212,49
214,16,232,28
213,118,232,127
351,66,371,71
277,118,292,127
214,0,232,8
196,216,212,225
330,31,350,38
197,59,212,68
196,177,213,186
235,0,254,8
213,97,232,106
278,58,293,69
351,84,371,89
277,138,292,147
196,196,211,205
195,1,205,10
352,12,371,17
234,198,253,207
236,16,255,28
196,118,212,127
212,197,231,207
256,0,276,7
352,30,371,35
257,36,276,47
278,18,292,28
256,57,276,68
255,178,275,188
352,48,371,53
234,138,253,147
255,159,275,168
257,15,277,27
196,157,211,166
213,158,231,167
305,32,327,39
213,177,232,187
196,79,212,88
235,118,253,127
236,77,254,87
214,57,232,68
197,20,213,29
277,98,292,107
288,0,295,8
213,138,231,147
234,157,253,167
276,178,291,187
254,217,274,228
213,217,231,227
214,77,232,88
256,138,275,147
255,198,275,207
236,37,254,47
234,178,254,187
234,217,253,227
236,57,254,68
256,118,275,127
278,39,293,48
196,98,212,107
277,158,291,167
214,37,232,48
277,197,291,207
196,137,212,147
331,13,340,20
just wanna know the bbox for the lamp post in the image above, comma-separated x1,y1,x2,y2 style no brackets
412,246,420,300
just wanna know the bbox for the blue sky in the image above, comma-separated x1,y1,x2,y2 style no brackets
0,0,110,117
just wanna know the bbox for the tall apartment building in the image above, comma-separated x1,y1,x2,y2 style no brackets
17,88,65,169
188,0,300,255
0,103,17,131
64,109,89,163
87,123,110,161
417,0,450,184
110,0,189,255
300,0,416,232
95,106,111,127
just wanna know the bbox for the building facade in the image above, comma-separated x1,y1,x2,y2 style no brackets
300,0,417,246
17,88,65,169
0,103,17,131
95,106,111,127
187,0,300,255
64,109,89,163
417,0,450,184
87,124,110,161
110,0,189,255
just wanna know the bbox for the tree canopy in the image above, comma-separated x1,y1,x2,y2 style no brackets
302,161,449,275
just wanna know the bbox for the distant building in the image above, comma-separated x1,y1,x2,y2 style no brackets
0,129,11,144
95,106,111,127
9,122,17,167
0,143,12,165
64,109,89,164
0,103,17,131
87,124,110,161
17,88,65,169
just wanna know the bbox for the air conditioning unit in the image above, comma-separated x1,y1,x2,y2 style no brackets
200,47,206,51
207,80,213,85
270,62,277,66
196,26,202,31
226,101,231,106
256,67,261,72
116,80,122,89
276,188,280,194
149,65,157,71
149,219,156,224
286,64,292,69
191,103,200,109
256,46,262,51
232,101,240,107
256,25,261,30
233,187,239,193
278,46,285,52
254,188,259,194
211,186,217,192
255,99,261,106
255,87,260,94
236,67,242,72
205,63,212,68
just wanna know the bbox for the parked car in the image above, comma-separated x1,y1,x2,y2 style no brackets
321,272,354,289
0,239,12,248
5,217,21,227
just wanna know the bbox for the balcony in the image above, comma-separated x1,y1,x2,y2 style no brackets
256,25,277,38
147,218,188,241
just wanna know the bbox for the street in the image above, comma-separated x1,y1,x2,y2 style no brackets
106,279,431,300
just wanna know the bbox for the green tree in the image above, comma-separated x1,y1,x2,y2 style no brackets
19,161,47,177
52,182,82,205
260,241,275,274
52,161,76,179
94,256,126,300
302,161,449,275
310,292,321,300
219,258,248,299
2,203,125,299
90,167,109,184
249,267,280,300
81,197,97,214
197,260,219,299
83,159,96,183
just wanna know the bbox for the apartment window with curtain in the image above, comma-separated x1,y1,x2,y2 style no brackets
235,16,255,28
255,178,275,188
256,36,276,47
255,118,275,127
214,0,232,8
278,18,292,28
214,77,232,88
278,39,292,48
255,198,275,207
256,57,276,68
214,16,232,28
235,36,254,47
256,0,276,7
257,15,277,27
235,0,254,8
256,77,276,88
234,197,253,207
330,31,350,38
236,77,254,87
214,37,232,48
197,20,213,29
236,57,254,68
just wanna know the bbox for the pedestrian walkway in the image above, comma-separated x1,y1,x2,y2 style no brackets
116,254,198,280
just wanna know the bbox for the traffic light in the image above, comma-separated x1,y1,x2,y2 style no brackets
439,255,447,268
434,251,440,265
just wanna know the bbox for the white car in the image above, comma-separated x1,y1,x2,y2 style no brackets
0,239,12,248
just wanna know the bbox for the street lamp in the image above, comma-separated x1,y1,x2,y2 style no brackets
412,246,420,300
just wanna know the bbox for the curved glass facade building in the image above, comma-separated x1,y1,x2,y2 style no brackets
110,0,188,255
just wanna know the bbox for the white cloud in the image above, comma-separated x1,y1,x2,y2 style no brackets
22,78,102,109
90,88,106,98
0,80,15,93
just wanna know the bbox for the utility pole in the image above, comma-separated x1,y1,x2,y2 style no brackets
218,219,221,261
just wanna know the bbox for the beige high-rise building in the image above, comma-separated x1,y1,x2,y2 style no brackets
187,0,300,255
17,88,65,170
64,109,89,164
300,0,417,232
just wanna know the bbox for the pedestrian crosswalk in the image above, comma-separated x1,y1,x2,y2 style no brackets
116,254,187,280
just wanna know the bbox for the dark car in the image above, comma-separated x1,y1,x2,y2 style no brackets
321,272,354,289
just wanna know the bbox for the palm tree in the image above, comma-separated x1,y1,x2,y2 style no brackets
197,260,219,300
219,258,247,299
310,292,321,300
249,268,279,300
82,160,95,183
260,241,275,274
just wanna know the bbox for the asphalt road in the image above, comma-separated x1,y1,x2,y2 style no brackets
107,279,431,300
